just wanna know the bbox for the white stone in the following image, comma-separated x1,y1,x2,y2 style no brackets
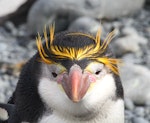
0,108,9,121
0,0,27,17
119,62,150,105
113,34,148,56
68,17,101,34
27,0,145,34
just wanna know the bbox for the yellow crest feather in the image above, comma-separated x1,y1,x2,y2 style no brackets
36,24,120,75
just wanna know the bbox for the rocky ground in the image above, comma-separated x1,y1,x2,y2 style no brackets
0,1,150,123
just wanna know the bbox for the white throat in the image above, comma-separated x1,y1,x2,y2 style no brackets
38,74,124,123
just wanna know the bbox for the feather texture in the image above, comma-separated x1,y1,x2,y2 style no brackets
36,24,120,75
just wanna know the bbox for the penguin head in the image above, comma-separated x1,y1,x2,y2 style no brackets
36,24,123,115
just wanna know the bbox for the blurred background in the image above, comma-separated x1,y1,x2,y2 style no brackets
0,0,150,123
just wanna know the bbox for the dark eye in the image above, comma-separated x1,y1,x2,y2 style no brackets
52,72,57,78
95,70,101,75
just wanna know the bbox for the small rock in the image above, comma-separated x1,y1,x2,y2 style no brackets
119,63,150,105
132,117,149,123
145,108,150,121
0,78,9,89
125,110,135,120
125,119,132,123
27,0,145,35
144,106,150,117
125,98,135,111
0,0,27,17
122,53,143,64
5,21,18,36
68,17,100,34
113,34,148,56
17,24,28,37
134,107,145,117
0,93,6,103
0,42,7,52
122,26,139,36
145,52,150,69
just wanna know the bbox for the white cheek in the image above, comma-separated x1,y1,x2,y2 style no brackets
38,74,117,116
84,74,116,106
38,78,66,109
38,78,91,115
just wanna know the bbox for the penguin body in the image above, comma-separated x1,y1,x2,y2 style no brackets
0,26,124,123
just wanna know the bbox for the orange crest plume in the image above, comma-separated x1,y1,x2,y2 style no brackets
36,24,121,75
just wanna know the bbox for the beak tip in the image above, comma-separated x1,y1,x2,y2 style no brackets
72,99,80,103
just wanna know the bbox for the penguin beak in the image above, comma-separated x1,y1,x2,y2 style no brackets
61,65,90,102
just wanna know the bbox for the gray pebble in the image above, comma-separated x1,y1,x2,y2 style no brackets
122,53,143,64
120,63,150,105
125,119,132,123
122,26,138,36
0,42,7,52
27,0,145,35
125,110,135,120
145,53,150,69
112,34,148,56
144,106,150,118
0,93,6,103
5,21,18,36
68,17,100,34
134,107,145,117
145,115,150,121
132,117,149,123
125,98,135,111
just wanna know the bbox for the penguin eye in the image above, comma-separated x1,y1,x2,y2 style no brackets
95,70,101,75
52,72,58,78
47,64,66,78
85,62,104,75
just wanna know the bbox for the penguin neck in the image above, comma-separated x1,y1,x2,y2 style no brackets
39,99,124,123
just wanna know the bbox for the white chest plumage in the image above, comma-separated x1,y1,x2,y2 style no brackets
37,73,124,123
38,99,124,123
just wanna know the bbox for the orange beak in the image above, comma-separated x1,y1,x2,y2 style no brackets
61,65,90,102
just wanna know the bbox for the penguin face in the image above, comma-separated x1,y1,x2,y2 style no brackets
38,61,117,115
36,25,122,115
